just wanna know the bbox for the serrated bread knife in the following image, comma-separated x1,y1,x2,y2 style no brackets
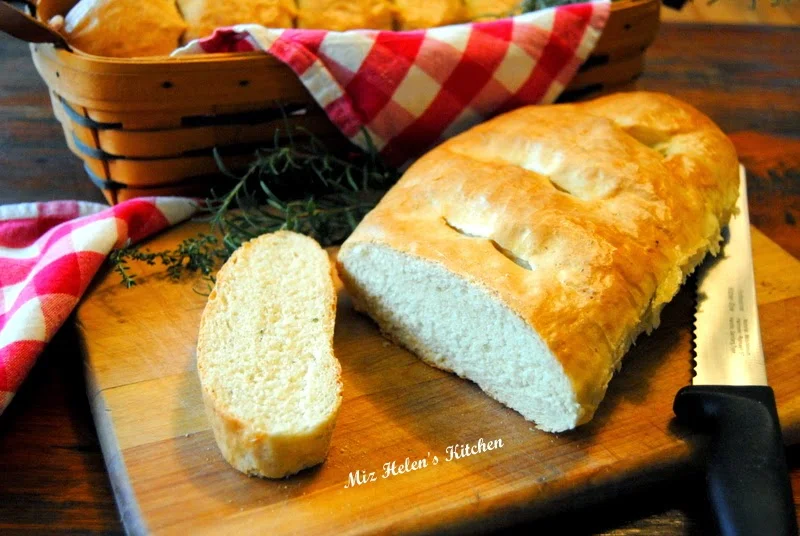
674,167,797,535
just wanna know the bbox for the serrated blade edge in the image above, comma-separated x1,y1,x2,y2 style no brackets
693,166,768,386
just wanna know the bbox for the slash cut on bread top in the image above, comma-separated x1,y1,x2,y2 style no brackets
337,91,740,432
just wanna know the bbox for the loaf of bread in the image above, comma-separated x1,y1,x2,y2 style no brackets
60,0,186,57
197,231,342,477
178,0,297,43
337,92,739,432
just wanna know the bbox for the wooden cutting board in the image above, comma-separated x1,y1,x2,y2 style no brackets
75,221,800,535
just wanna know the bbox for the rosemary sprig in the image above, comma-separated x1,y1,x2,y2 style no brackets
109,126,399,287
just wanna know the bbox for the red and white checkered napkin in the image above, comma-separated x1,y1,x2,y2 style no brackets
0,198,198,414
174,2,610,166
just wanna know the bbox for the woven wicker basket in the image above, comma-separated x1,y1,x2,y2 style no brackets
3,0,660,204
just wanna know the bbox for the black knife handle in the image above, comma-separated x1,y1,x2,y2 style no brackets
674,385,797,536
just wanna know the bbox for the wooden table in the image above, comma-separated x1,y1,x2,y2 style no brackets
0,23,798,535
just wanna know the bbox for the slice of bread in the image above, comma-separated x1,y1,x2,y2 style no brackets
197,231,342,478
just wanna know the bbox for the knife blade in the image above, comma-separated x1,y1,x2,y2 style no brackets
674,166,797,536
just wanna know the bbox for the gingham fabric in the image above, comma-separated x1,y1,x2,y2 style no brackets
0,198,198,414
174,2,610,166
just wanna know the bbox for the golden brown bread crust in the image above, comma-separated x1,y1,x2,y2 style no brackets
200,388,339,478
392,0,466,30
63,0,186,57
338,91,739,427
178,0,297,43
296,0,393,30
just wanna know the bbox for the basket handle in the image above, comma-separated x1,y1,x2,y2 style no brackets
0,1,70,49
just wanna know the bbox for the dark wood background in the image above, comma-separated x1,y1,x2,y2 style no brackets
1,22,799,535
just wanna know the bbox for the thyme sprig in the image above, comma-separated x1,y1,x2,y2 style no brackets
109,234,227,288
109,127,398,288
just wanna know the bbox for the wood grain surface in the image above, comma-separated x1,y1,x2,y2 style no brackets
73,218,800,535
1,22,799,535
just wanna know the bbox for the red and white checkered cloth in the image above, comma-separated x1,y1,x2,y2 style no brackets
0,198,198,414
174,2,610,166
